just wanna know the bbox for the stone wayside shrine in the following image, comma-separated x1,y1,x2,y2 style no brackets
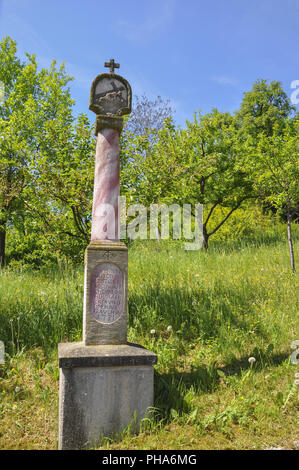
58,59,157,450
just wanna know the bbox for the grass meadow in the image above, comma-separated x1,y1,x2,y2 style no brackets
0,227,298,449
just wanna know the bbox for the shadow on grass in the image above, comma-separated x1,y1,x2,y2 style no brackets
219,351,290,376
153,351,290,421
129,283,262,342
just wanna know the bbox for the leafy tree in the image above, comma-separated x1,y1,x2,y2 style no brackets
27,113,95,262
121,118,179,205
121,111,253,248
179,110,255,249
250,119,299,271
0,36,95,267
0,37,41,267
237,79,298,270
236,79,295,139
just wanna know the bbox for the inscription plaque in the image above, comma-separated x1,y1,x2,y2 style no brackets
90,263,124,324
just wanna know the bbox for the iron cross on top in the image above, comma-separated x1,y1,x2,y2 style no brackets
104,58,120,74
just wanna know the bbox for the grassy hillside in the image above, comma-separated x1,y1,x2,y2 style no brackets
0,232,298,449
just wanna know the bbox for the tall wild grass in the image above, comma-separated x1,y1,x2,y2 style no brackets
0,225,298,359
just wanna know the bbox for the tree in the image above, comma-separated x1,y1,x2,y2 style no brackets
121,110,253,248
236,79,295,139
120,95,175,240
0,36,95,267
237,79,298,271
121,118,181,207
0,37,41,267
180,110,255,249
124,94,174,136
27,113,95,262
250,119,299,271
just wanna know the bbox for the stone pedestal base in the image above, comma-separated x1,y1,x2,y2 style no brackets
58,342,157,450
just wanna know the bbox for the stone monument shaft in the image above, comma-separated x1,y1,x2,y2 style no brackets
91,128,120,241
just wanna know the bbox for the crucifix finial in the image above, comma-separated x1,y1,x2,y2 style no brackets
104,58,120,74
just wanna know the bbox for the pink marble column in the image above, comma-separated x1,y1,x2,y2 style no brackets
91,128,120,241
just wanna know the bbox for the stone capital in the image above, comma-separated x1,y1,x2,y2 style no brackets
94,115,124,135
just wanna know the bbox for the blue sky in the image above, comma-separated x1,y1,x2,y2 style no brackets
0,0,298,126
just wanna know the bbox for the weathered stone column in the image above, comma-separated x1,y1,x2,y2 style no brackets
91,128,120,242
58,60,157,450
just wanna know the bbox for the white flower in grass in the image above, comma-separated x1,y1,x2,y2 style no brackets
294,379,299,386
248,357,256,365
150,329,156,335
167,325,172,332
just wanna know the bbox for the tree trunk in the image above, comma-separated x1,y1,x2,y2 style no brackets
202,224,209,250
286,206,295,273
0,228,6,269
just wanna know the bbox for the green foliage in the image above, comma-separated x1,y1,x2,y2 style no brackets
26,112,95,256
121,110,253,248
238,83,299,270
236,79,295,139
251,118,299,210
0,36,95,267
204,203,276,241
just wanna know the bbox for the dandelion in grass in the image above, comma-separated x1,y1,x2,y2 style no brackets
167,325,172,333
150,329,156,335
248,357,256,368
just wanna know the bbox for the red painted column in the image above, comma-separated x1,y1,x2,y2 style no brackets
91,128,120,241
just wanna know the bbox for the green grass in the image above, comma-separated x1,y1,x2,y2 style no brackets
0,230,298,449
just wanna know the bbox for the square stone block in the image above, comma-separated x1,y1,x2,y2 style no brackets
58,342,157,450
